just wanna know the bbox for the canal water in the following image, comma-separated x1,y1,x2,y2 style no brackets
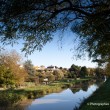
26,82,99,110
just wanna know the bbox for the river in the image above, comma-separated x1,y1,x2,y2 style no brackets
25,80,101,110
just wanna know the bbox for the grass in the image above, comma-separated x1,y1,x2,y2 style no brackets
0,84,63,100
0,77,93,108
79,78,110,110
0,84,63,109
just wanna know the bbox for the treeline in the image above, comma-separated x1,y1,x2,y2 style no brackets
0,50,107,89
68,64,105,79
0,50,68,88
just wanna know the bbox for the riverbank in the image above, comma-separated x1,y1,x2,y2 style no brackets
79,78,110,110
0,78,93,109
0,78,91,99
0,84,63,109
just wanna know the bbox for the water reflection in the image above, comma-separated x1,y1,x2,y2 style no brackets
0,79,104,110
27,89,76,110
26,80,100,110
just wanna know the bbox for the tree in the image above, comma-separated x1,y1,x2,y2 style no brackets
105,63,110,76
69,64,80,78
79,66,88,78
23,60,36,76
0,65,15,87
88,68,95,77
0,0,110,62
48,74,55,82
95,68,105,78
53,70,64,80
0,50,27,87
71,5,110,64
69,64,80,72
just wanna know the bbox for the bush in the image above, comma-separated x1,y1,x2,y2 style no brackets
0,92,22,107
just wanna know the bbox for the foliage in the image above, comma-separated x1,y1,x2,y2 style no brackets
53,70,64,80
71,0,110,63
105,63,110,76
0,91,22,107
23,60,36,76
95,68,105,78
79,66,88,78
68,71,76,78
87,68,95,77
0,0,109,62
0,65,15,87
0,50,27,87
70,64,80,72
69,64,80,78
48,74,55,82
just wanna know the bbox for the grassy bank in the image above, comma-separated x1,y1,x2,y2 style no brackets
0,84,63,109
0,84,63,100
0,78,92,108
79,78,110,110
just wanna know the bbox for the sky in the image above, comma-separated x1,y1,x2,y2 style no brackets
1,31,98,68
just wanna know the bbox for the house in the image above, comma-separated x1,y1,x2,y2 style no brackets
47,65,55,72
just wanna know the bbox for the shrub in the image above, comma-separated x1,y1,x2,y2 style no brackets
0,92,22,107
